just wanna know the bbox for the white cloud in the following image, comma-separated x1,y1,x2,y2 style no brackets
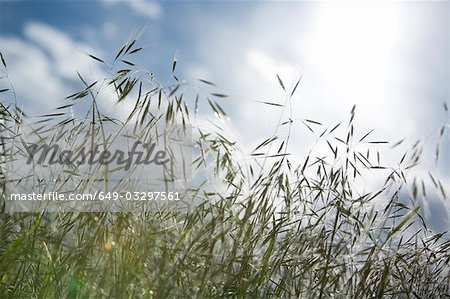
0,36,66,112
101,0,162,20
0,22,133,119
245,49,298,84
127,1,162,19
185,2,447,151
24,22,106,82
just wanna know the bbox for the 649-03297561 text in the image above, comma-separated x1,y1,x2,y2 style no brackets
8,191,181,202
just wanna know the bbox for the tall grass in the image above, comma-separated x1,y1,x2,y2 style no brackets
0,39,449,298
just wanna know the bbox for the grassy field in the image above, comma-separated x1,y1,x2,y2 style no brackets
0,40,449,298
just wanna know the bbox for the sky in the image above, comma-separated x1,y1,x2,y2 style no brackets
0,0,449,229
